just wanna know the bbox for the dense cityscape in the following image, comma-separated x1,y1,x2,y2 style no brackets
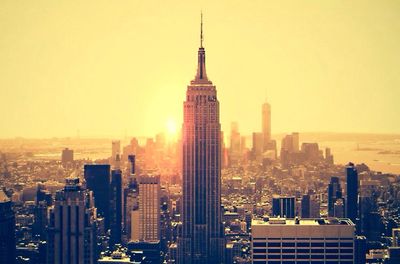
1,8,400,264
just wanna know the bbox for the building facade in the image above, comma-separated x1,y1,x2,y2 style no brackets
0,189,15,264
47,178,97,264
179,16,224,264
346,163,359,224
252,218,356,264
84,164,111,229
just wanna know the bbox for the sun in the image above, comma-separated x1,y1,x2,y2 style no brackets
166,118,178,137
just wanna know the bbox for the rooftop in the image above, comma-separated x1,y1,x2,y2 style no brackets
252,217,355,226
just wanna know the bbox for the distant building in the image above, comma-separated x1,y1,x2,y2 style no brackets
84,164,111,229
251,218,356,263
0,189,15,264
334,198,345,218
47,178,97,264
252,132,264,160
281,133,299,153
61,148,74,164
301,142,321,163
301,194,320,218
325,147,334,164
346,162,359,224
229,122,242,165
111,140,121,166
328,176,343,217
262,100,271,149
272,196,295,218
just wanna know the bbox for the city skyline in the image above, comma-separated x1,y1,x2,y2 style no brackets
1,6,400,263
1,1,400,138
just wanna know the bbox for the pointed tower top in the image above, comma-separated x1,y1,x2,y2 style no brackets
200,12,203,48
191,12,212,84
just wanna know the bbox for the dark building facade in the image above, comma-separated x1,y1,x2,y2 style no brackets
328,176,343,217
84,164,111,229
179,16,224,264
110,169,122,246
0,189,15,264
46,178,97,264
346,162,359,224
272,196,295,218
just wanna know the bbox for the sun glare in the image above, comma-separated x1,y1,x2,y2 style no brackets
166,118,177,137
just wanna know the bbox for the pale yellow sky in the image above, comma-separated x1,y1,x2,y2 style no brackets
1,0,399,138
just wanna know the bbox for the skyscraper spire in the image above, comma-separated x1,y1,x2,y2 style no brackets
200,12,203,48
193,12,209,82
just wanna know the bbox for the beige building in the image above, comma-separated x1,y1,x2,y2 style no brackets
252,217,355,264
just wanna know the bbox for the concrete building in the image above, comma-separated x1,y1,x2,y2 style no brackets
47,178,97,264
251,217,356,264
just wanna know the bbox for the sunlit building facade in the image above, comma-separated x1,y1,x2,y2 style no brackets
179,17,224,264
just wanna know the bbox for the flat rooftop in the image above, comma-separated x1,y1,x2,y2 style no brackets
252,217,355,226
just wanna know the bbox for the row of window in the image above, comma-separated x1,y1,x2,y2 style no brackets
253,254,353,260
253,238,353,241
254,261,353,264
253,242,353,248
253,248,353,254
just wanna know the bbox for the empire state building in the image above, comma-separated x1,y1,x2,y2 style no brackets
179,16,224,264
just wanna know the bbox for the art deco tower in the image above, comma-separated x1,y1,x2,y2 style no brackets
179,15,224,264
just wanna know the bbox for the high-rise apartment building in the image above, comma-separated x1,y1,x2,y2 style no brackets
46,178,97,264
179,15,224,263
252,218,356,264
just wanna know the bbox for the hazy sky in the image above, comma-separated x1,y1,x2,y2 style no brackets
1,0,399,138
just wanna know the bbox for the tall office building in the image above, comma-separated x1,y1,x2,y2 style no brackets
0,189,15,264
252,218,356,263
110,169,122,246
137,175,160,242
47,178,97,264
328,176,343,217
179,15,224,264
346,162,359,224
262,100,271,149
84,164,111,229
124,155,139,241
272,196,296,218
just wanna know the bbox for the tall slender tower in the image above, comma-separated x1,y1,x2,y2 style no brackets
262,99,271,149
346,162,359,224
179,14,224,264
